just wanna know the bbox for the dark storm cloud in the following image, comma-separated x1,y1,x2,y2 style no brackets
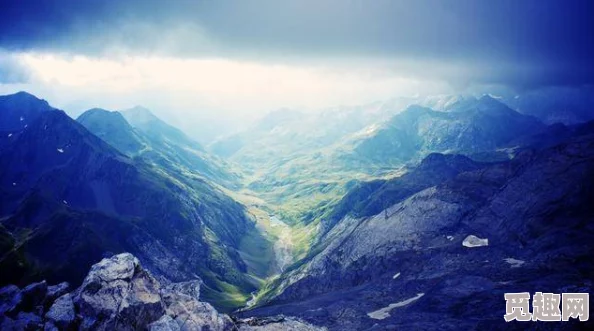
0,0,592,88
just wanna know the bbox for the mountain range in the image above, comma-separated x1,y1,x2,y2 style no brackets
0,92,269,312
1,90,593,330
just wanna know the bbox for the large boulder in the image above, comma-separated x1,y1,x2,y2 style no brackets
75,253,165,330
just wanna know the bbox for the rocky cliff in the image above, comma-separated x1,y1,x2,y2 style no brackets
0,253,324,331
244,125,594,330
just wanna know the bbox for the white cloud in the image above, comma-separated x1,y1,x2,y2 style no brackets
17,52,450,114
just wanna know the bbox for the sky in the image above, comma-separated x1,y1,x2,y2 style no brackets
0,0,593,141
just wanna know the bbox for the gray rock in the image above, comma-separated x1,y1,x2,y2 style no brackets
238,316,326,330
0,285,22,316
45,293,76,329
160,281,234,331
43,321,59,331
148,315,181,331
46,282,70,302
75,253,165,330
20,280,48,311
11,311,43,330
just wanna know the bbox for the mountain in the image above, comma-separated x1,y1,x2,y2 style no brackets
76,108,145,155
242,123,594,329
0,92,54,132
345,96,546,166
0,93,269,312
78,107,241,188
0,92,54,150
504,86,594,125
322,153,485,237
122,106,205,152
208,100,415,227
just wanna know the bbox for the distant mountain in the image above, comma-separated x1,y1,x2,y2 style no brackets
244,123,594,329
0,93,267,312
345,96,546,166
78,107,241,188
208,101,413,225
77,108,145,155
504,86,594,125
122,106,205,152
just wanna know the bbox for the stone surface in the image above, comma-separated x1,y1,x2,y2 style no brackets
148,315,181,331
1,252,322,331
45,293,76,329
0,285,22,316
46,282,70,303
160,281,234,331
75,253,165,330
20,280,47,311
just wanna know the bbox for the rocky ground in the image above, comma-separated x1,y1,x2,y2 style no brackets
0,253,324,330
242,130,594,330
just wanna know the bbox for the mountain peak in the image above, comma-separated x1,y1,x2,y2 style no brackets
0,91,50,105
0,91,54,131
77,108,131,128
122,106,158,123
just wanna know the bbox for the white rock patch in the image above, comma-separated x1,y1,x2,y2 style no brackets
392,272,401,280
7,133,12,137
462,235,488,247
446,235,454,241
367,293,425,320
504,258,525,268
57,148,64,153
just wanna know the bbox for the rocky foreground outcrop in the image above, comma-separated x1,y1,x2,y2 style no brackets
0,253,323,331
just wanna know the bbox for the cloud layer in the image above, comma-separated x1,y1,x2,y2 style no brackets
1,0,593,88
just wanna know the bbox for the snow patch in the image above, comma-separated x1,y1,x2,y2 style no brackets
7,133,12,138
12,182,16,186
446,235,454,241
392,272,401,279
57,148,64,153
19,116,24,121
62,200,68,205
462,235,488,248
367,293,425,320
504,258,525,268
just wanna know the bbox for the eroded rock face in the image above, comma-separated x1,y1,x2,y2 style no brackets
158,281,234,331
238,316,325,331
0,253,325,331
76,253,164,330
45,293,76,329
244,131,594,330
